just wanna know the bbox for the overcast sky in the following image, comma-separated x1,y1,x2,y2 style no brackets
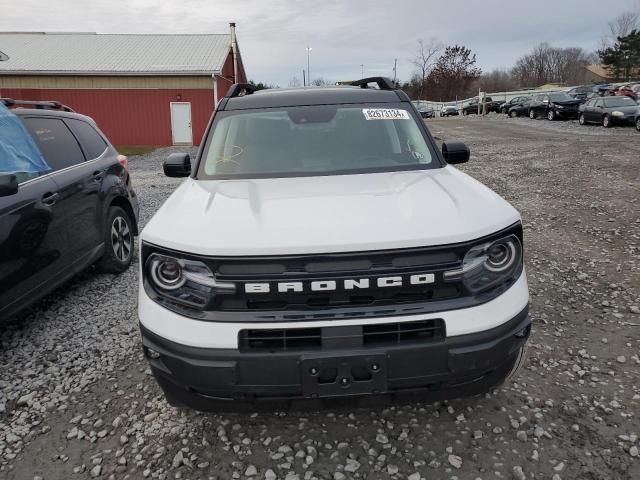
1,0,639,86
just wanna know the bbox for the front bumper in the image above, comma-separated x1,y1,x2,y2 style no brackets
141,305,530,411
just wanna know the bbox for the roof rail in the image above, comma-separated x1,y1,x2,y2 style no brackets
225,83,258,98
0,98,75,112
350,77,396,90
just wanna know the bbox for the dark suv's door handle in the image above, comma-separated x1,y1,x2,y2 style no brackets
42,192,59,206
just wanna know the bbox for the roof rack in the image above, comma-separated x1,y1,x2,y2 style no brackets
0,98,75,112
350,77,396,90
225,83,259,98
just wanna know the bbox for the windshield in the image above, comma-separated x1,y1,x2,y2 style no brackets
549,93,574,102
198,104,437,179
603,97,637,107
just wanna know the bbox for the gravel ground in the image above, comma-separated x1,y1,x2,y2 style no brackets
1,117,639,480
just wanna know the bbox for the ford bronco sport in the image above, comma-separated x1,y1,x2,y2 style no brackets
138,77,530,410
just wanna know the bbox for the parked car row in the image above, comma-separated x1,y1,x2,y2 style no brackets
503,91,640,130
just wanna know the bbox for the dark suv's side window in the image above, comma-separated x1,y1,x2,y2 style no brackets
66,118,108,160
21,117,85,172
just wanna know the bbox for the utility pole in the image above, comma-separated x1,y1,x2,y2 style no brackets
393,58,397,84
306,47,312,85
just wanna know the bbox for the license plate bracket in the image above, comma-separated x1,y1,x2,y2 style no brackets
301,353,387,398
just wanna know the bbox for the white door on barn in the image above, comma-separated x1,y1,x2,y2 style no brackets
170,102,193,145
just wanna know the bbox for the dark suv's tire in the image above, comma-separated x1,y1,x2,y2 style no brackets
602,114,611,128
509,110,518,118
579,113,586,125
96,206,134,273
547,109,556,121
529,109,536,119
636,118,640,132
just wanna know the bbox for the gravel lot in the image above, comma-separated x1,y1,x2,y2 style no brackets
1,116,639,480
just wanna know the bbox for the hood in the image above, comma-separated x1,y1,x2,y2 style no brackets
553,100,581,107
608,105,638,114
142,167,521,256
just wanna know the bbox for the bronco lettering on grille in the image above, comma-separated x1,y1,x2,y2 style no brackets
244,274,434,294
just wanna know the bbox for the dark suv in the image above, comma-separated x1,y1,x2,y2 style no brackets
0,99,139,320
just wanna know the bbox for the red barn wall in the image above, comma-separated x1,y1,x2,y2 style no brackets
0,87,215,146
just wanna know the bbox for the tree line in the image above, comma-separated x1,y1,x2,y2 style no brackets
404,9,640,101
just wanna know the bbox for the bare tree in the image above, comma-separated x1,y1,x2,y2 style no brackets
478,69,518,93
412,38,443,99
288,76,302,87
511,43,592,87
311,77,332,86
601,10,640,49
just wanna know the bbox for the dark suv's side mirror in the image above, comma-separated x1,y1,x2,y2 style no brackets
0,174,19,197
442,141,470,164
163,153,191,177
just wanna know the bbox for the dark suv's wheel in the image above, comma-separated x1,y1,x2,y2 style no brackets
636,117,640,132
547,109,556,121
96,206,134,273
529,109,536,119
509,110,518,118
602,114,611,128
579,113,586,125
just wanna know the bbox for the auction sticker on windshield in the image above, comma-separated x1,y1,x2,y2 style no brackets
362,108,410,120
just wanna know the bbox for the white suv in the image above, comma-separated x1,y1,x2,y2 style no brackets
138,78,530,411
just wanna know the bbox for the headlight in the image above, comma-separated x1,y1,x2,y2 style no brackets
612,111,624,117
146,253,235,309
444,234,523,294
555,104,564,109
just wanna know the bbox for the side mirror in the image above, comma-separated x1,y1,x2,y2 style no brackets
163,153,191,177
0,174,19,197
442,141,470,164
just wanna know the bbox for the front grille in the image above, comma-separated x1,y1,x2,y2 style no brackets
239,319,445,352
211,246,466,312
142,223,523,318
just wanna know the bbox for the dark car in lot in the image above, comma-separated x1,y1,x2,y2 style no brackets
566,86,592,101
418,108,435,119
440,103,459,117
578,95,639,128
528,92,581,120
499,96,531,115
0,99,139,320
460,97,502,115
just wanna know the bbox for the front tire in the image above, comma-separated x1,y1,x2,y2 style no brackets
603,114,611,128
579,113,586,125
96,206,134,274
636,118,640,132
547,109,555,121
529,109,536,119
509,110,518,118
501,107,508,114
462,110,468,116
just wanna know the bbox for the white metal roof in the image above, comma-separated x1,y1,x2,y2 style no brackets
0,32,232,75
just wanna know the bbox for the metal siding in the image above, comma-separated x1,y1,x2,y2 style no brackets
0,88,214,146
0,75,214,89
0,33,231,74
